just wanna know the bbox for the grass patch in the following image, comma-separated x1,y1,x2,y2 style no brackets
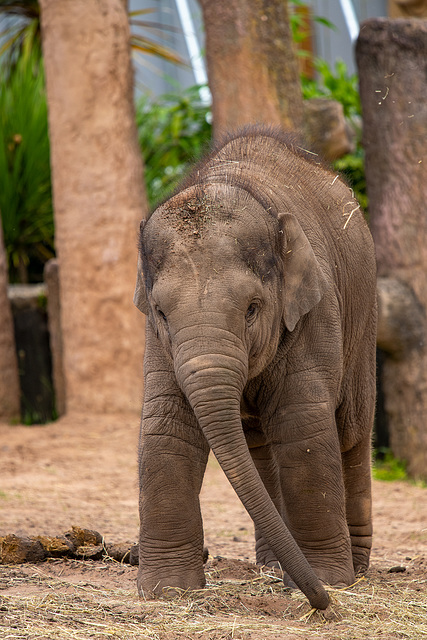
373,450,409,482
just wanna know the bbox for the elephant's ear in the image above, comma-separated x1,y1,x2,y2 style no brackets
278,213,330,332
134,222,150,315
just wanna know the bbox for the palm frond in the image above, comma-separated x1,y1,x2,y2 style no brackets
131,34,186,66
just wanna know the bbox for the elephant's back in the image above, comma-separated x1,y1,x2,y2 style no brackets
182,125,376,294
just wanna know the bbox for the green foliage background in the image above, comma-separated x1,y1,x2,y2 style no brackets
0,2,366,282
136,85,212,207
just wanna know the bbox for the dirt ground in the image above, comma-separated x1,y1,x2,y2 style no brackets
1,413,426,639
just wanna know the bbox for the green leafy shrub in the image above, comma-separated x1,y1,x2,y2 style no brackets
373,450,409,482
302,58,360,119
0,44,54,283
135,86,212,207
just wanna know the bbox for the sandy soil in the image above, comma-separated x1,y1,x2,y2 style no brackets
0,413,426,639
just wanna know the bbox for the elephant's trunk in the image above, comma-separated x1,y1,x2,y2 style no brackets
175,343,330,611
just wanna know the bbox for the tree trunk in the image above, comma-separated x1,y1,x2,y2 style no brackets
356,18,427,480
39,0,147,414
199,0,303,138
0,218,20,421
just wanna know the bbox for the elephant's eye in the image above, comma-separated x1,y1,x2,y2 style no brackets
245,302,259,325
156,307,167,323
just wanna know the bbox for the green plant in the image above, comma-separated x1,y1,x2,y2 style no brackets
129,8,185,67
302,58,361,119
0,43,54,282
373,449,408,482
0,0,40,73
334,145,367,211
136,85,212,207
289,1,336,49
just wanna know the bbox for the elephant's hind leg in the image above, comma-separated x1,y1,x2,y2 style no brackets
339,306,376,574
342,437,373,574
338,339,375,575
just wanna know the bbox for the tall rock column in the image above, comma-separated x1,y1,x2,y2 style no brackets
199,0,303,138
0,219,20,421
39,0,146,414
356,19,427,479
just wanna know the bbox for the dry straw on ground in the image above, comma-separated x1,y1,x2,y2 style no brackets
1,555,426,640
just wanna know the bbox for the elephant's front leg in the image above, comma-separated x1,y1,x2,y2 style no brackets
138,432,209,597
137,325,210,598
273,403,355,587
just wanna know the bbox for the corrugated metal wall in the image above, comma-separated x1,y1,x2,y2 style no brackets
310,0,388,74
130,0,204,97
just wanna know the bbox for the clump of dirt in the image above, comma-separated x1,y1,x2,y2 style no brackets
0,526,138,565
0,535,46,564
207,556,262,580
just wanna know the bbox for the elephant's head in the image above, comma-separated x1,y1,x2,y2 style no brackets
135,182,330,609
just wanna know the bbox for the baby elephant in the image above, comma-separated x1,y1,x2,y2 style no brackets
134,126,377,610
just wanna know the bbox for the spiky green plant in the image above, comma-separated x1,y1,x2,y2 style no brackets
0,43,54,282
129,8,185,66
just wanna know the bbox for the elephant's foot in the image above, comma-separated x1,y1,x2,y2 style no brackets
351,543,371,575
348,526,372,575
255,530,355,589
137,566,206,599
308,553,355,588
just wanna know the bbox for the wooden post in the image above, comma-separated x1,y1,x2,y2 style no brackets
356,19,427,479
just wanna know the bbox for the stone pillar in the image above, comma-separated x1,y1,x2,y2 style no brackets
0,221,20,421
39,0,147,414
356,19,427,480
199,0,303,138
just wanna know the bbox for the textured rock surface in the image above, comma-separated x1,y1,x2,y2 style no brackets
39,0,147,414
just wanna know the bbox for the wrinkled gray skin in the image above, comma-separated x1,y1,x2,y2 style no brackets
134,128,377,611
